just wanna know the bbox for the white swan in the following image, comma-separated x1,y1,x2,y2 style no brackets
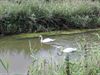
57,47,77,56
62,48,77,53
39,35,55,43
54,45,77,53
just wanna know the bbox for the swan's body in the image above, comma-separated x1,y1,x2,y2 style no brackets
57,47,77,56
62,48,77,53
39,35,55,43
54,45,77,53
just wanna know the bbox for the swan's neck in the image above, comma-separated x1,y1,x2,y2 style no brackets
40,36,43,42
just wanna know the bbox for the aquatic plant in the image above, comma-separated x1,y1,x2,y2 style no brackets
0,58,9,75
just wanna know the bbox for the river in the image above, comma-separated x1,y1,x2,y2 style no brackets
0,31,100,74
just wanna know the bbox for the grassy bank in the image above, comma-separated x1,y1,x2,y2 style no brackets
13,28,100,39
0,0,100,35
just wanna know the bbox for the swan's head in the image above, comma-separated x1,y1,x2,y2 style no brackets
39,35,42,37
39,35,42,38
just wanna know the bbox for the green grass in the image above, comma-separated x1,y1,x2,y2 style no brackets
0,58,9,74
28,47,100,75
0,0,100,35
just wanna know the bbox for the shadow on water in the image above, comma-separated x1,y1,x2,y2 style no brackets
0,31,100,74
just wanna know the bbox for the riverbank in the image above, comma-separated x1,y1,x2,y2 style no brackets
12,28,100,39
0,0,100,35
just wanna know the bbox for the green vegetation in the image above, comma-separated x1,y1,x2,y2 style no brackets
0,58,9,74
28,37,100,75
0,0,100,35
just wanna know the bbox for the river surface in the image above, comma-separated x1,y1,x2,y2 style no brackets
0,31,100,75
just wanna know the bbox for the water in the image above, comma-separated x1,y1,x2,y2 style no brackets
0,31,100,74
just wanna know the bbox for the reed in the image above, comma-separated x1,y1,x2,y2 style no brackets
0,58,9,75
